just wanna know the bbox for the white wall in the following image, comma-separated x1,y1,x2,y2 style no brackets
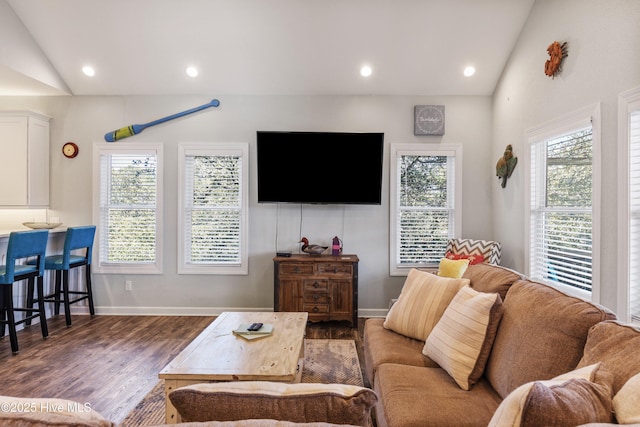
0,0,69,95
4,0,638,317
0,94,493,315
492,0,640,312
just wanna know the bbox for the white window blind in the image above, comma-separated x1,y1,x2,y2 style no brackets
628,110,640,321
93,143,163,274
178,143,248,275
529,127,593,292
390,144,462,275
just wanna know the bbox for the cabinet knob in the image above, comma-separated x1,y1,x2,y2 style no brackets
313,282,320,288
313,294,319,300
313,307,319,312
294,267,300,273
333,267,338,273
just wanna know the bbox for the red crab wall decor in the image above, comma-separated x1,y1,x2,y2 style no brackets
545,41,568,78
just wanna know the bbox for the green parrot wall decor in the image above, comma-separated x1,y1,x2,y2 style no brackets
496,144,518,188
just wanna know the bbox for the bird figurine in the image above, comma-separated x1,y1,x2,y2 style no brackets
299,237,328,256
496,144,518,188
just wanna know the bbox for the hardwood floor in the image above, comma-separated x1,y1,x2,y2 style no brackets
0,314,367,425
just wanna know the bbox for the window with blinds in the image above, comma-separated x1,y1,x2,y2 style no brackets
93,143,163,274
390,144,462,275
628,109,640,321
529,126,593,293
178,143,248,275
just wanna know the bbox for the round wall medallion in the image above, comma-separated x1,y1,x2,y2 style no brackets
62,142,79,158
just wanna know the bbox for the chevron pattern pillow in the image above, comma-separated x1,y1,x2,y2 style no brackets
446,238,502,265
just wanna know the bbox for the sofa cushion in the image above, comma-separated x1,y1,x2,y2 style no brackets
577,320,640,395
485,280,616,399
168,382,377,426
363,318,437,386
150,422,360,427
576,425,640,427
373,364,502,427
488,363,613,427
461,263,523,301
423,285,503,390
0,396,113,427
613,371,640,424
437,257,469,278
383,269,469,341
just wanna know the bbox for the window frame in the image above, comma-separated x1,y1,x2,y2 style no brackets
92,142,164,274
177,142,249,275
617,86,640,323
524,104,601,302
389,143,462,276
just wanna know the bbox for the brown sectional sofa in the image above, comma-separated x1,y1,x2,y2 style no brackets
4,263,639,427
364,263,640,427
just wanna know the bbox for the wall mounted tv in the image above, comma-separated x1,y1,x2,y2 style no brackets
256,131,384,204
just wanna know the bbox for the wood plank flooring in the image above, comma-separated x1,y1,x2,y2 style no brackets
0,314,367,425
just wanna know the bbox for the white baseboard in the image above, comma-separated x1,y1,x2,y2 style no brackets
75,306,390,318
76,306,272,316
358,308,388,318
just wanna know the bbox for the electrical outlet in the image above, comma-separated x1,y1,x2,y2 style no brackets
125,280,133,291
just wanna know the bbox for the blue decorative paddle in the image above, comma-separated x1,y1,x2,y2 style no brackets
104,98,220,142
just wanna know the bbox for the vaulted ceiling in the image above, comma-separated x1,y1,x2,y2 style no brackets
2,0,534,97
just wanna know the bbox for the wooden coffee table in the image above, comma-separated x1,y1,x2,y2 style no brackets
159,311,308,423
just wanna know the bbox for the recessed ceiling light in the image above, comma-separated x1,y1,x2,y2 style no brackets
463,66,476,77
186,66,199,78
82,66,95,77
360,65,372,77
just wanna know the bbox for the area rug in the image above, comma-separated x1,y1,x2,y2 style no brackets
120,339,363,426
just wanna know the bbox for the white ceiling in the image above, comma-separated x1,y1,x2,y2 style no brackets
5,0,534,97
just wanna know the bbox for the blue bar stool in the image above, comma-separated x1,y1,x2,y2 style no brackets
37,226,96,327
0,230,49,354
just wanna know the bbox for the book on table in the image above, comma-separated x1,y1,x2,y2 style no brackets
233,323,273,340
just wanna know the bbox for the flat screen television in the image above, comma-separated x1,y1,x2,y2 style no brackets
256,131,384,204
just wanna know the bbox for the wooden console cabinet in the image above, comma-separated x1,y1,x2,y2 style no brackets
273,254,358,327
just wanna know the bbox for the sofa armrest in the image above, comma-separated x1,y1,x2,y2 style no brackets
168,382,377,427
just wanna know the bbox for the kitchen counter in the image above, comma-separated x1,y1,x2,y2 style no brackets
0,226,67,239
0,227,69,258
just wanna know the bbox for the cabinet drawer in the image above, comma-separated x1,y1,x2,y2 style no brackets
304,280,328,291
317,263,352,275
279,263,314,275
304,293,329,304
303,304,329,314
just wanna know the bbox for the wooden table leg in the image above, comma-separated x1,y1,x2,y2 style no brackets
163,379,180,424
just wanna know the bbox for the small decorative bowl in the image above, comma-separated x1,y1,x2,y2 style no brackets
22,222,62,229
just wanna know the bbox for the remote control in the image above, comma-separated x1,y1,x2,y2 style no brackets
247,323,263,331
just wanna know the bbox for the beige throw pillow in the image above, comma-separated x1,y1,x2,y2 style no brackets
488,363,613,427
169,382,377,426
383,268,469,341
613,371,640,423
423,285,503,390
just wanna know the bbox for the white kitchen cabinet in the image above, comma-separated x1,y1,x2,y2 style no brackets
0,112,50,207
